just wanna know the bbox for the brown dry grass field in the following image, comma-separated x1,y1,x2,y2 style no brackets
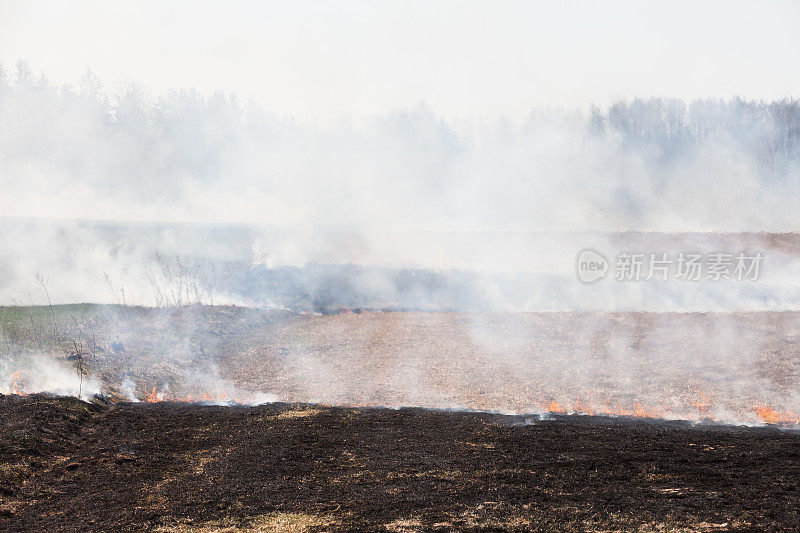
5,305,798,423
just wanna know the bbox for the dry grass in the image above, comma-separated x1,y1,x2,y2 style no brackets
276,407,322,420
154,512,338,532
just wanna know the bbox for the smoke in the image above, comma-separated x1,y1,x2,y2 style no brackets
119,376,138,402
1,63,800,427
2,62,800,233
2,64,800,309
1,352,100,400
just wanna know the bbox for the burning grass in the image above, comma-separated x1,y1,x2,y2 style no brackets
3,305,800,428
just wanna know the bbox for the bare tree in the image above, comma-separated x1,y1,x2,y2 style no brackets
67,340,90,399
34,273,58,338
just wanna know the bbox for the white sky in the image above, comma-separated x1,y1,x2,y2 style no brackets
1,0,799,120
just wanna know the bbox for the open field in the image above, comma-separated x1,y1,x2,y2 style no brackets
2,305,800,425
2,305,800,530
6,7,800,529
0,394,798,532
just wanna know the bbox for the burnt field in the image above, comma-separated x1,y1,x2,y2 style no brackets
1,394,799,532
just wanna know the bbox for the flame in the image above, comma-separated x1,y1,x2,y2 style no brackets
633,403,650,418
119,388,800,427
141,385,239,404
605,403,654,419
9,374,800,429
691,390,712,416
144,386,160,403
755,404,800,426
571,398,594,416
9,370,27,396
538,398,674,421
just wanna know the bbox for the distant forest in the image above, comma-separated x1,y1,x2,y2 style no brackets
1,60,799,230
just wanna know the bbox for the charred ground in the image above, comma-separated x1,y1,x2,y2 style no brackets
0,394,798,531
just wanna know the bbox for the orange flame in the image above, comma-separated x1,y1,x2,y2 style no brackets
144,386,160,403
94,385,795,428
755,404,800,426
691,390,712,417
537,398,675,421
633,403,649,418
9,370,26,396
141,385,239,404
572,398,594,416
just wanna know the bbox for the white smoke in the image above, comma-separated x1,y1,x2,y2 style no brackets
1,353,100,400
1,65,799,429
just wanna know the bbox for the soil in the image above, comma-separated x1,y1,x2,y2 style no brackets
1,394,799,532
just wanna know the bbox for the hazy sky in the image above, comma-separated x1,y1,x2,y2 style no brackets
1,0,799,119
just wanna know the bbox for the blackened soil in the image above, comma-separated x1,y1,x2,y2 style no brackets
0,395,798,532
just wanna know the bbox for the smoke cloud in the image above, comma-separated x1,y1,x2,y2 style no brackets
1,63,800,428
1,62,800,311
2,61,799,232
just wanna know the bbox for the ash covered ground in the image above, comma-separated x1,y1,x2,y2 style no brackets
0,395,798,531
